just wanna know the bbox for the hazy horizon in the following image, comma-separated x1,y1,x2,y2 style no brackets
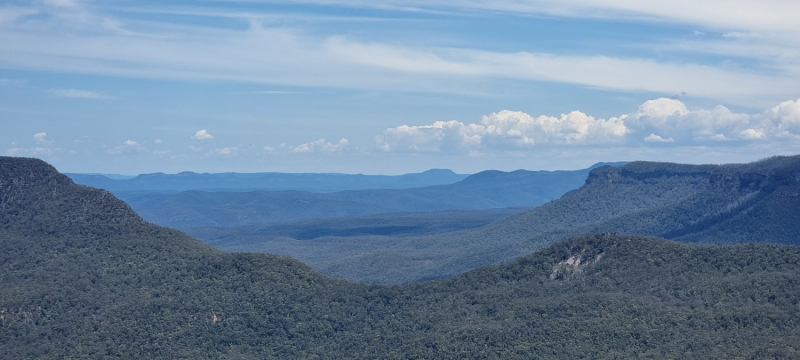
3,0,799,174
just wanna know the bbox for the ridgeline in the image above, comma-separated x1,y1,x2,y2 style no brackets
2,156,800,358
209,156,800,283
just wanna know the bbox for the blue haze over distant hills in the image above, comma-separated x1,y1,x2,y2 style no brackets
67,163,626,228
66,169,467,193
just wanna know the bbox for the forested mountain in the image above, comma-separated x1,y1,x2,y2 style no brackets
190,207,530,244
2,156,800,359
209,156,800,283
113,163,622,228
67,168,467,193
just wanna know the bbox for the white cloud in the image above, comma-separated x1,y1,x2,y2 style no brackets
644,134,675,143
192,129,213,140
107,139,144,154
205,147,238,156
298,0,800,36
328,38,796,104
0,78,25,86
635,98,688,119
33,132,53,145
0,5,38,24
49,88,109,99
376,97,800,152
764,98,800,138
740,128,766,140
6,147,53,156
292,138,349,153
154,139,163,144
624,98,758,143
376,109,627,152
0,2,796,107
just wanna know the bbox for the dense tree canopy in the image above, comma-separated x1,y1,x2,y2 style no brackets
2,156,800,358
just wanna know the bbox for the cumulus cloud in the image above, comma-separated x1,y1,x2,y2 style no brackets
50,88,109,99
375,97,800,153
215,147,236,155
376,109,627,152
740,128,766,140
644,134,674,143
292,138,349,153
764,98,800,138
624,98,757,143
5,133,57,156
33,132,53,145
107,139,144,154
192,129,213,140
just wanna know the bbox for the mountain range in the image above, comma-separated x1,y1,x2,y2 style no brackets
2,156,799,358
99,163,624,228
202,156,800,283
67,168,468,193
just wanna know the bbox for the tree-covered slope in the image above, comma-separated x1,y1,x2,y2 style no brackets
212,156,800,284
2,157,800,358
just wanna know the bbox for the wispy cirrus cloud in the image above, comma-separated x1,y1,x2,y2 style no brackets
50,88,110,99
0,1,796,108
263,0,800,35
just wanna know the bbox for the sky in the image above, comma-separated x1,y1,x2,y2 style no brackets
1,0,800,175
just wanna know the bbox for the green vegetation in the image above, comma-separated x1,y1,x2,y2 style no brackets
2,156,800,358
205,156,800,283
187,207,529,244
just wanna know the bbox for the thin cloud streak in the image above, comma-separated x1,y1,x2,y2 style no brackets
49,88,110,99
0,23,795,107
0,1,796,107
241,0,800,35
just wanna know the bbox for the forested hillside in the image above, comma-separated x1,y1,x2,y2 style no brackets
2,157,800,359
210,156,800,283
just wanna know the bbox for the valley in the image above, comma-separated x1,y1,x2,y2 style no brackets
3,156,800,358
101,156,800,284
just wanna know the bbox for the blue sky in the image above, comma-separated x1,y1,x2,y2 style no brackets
1,0,799,174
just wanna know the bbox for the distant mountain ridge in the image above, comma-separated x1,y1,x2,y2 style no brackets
210,156,800,283
113,162,625,228
67,168,468,193
2,156,800,358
